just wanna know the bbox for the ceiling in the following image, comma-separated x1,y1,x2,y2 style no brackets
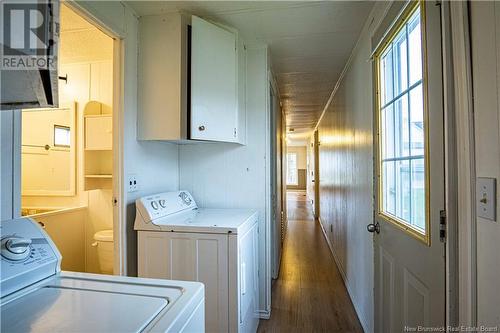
60,5,113,64
128,1,374,141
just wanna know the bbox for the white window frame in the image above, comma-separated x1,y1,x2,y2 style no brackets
374,1,430,245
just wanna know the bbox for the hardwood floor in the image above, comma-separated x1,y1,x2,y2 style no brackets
258,190,363,333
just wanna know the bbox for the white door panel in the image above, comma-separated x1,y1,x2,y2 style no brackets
138,231,229,333
374,2,445,331
191,16,237,142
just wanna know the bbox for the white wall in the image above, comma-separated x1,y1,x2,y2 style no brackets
179,46,270,315
470,2,500,325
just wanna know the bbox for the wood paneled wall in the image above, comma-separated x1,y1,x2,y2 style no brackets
315,4,383,331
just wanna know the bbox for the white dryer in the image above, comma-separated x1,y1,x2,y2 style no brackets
1,217,205,333
134,191,259,333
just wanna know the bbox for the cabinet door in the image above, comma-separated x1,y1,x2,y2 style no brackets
191,16,237,142
137,231,229,333
85,116,112,150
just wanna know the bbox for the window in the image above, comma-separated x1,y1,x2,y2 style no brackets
375,3,428,240
287,153,298,185
54,125,71,147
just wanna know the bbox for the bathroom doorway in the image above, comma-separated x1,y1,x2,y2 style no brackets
20,4,118,275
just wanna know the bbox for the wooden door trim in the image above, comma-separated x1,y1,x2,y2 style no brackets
64,1,126,277
444,1,477,326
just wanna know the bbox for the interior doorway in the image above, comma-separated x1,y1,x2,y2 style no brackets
20,4,119,275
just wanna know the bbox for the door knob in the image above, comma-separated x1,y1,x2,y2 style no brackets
367,222,380,234
198,125,205,131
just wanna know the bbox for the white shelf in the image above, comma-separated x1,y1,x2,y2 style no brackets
85,174,112,179
84,114,112,118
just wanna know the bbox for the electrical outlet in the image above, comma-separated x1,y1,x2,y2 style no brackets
127,174,138,192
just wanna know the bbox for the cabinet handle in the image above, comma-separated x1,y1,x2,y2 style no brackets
198,125,205,131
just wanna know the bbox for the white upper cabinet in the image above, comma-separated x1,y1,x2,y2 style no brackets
138,13,189,141
191,16,237,142
138,13,246,144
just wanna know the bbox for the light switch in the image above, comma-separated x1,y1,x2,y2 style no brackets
477,177,496,221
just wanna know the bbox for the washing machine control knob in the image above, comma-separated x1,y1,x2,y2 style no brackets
150,201,159,210
159,200,166,208
1,237,32,261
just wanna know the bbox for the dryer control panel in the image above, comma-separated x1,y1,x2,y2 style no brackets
1,218,61,298
135,191,198,223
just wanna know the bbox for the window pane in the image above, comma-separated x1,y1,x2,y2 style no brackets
395,159,411,222
378,4,426,237
411,158,425,230
409,84,424,156
408,9,422,85
394,95,410,158
382,104,394,159
54,126,70,147
382,96,409,160
383,159,410,222
383,161,396,216
381,47,394,105
287,153,298,185
393,30,408,96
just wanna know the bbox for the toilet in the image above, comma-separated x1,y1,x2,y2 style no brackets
93,229,114,274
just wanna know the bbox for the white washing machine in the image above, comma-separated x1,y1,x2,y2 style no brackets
134,191,259,333
1,217,205,333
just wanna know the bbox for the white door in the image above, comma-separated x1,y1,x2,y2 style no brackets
191,16,237,142
137,231,229,333
372,2,445,331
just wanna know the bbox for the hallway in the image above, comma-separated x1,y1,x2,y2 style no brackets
258,191,363,332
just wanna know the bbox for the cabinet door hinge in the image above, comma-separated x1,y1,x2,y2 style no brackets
233,128,237,138
439,210,446,243
113,197,118,207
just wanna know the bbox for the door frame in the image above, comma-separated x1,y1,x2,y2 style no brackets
313,130,320,219
441,1,477,326
269,76,279,279
64,1,126,276
268,69,287,280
